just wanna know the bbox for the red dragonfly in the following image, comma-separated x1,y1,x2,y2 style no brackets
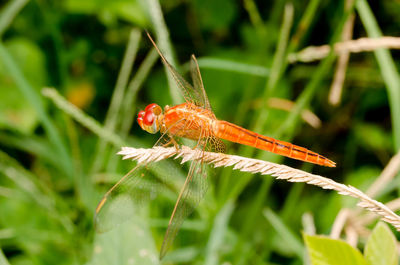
95,33,335,259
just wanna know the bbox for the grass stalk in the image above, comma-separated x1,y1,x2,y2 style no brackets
288,0,322,51
356,0,400,151
274,54,336,137
289,37,400,63
145,0,182,104
91,28,140,172
251,3,294,134
218,4,294,204
0,43,72,176
274,2,356,138
195,57,269,77
233,180,271,263
103,29,141,133
119,48,159,138
119,146,400,231
42,88,125,147
0,248,11,265
263,208,304,258
0,0,29,37
0,149,74,233
204,201,235,265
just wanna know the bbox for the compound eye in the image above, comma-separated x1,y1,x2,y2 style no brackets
137,110,145,119
145,103,158,112
137,110,145,126
143,111,155,126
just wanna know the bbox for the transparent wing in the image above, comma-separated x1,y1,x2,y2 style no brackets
147,33,212,111
156,131,225,258
94,164,151,233
205,137,226,153
159,135,210,259
190,54,212,112
94,119,188,233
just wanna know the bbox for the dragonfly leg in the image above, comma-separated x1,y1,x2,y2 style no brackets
171,137,179,150
162,137,180,150
193,135,208,150
193,141,202,150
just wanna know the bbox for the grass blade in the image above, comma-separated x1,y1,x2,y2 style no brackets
119,48,159,138
0,43,71,176
42,88,125,147
0,249,11,265
263,208,304,259
145,0,182,105
204,201,235,265
91,28,141,172
356,0,400,151
195,57,269,77
0,0,29,37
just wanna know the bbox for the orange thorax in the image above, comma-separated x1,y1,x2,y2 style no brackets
162,103,216,140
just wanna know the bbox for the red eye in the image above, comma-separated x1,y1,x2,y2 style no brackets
137,110,145,119
145,103,158,111
137,110,145,126
143,111,154,126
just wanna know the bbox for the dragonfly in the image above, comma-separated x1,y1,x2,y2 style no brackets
95,33,336,260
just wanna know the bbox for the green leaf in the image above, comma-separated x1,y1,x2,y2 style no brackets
353,123,392,152
356,0,400,151
0,37,47,133
64,0,148,27
364,222,398,265
89,213,160,265
193,0,237,30
264,208,304,259
204,201,235,265
304,234,369,265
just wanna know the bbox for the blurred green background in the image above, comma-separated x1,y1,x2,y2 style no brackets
0,0,399,264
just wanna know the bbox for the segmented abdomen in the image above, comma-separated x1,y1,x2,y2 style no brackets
212,120,335,167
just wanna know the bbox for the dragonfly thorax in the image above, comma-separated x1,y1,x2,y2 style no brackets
137,103,163,134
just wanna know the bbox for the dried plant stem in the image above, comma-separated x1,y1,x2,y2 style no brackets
345,225,358,247
118,146,400,231
267,98,321,128
366,150,400,198
288,36,400,63
253,97,321,128
329,0,355,106
302,212,316,235
331,150,400,239
356,197,400,228
330,209,351,239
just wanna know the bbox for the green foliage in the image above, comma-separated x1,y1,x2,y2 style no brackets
0,37,47,133
89,218,159,265
192,0,238,30
0,0,399,264
304,222,399,265
304,234,368,265
64,0,148,27
364,222,398,265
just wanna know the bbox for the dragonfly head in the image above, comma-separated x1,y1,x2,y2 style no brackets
137,103,163,134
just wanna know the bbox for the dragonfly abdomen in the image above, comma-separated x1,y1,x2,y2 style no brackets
213,120,335,167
